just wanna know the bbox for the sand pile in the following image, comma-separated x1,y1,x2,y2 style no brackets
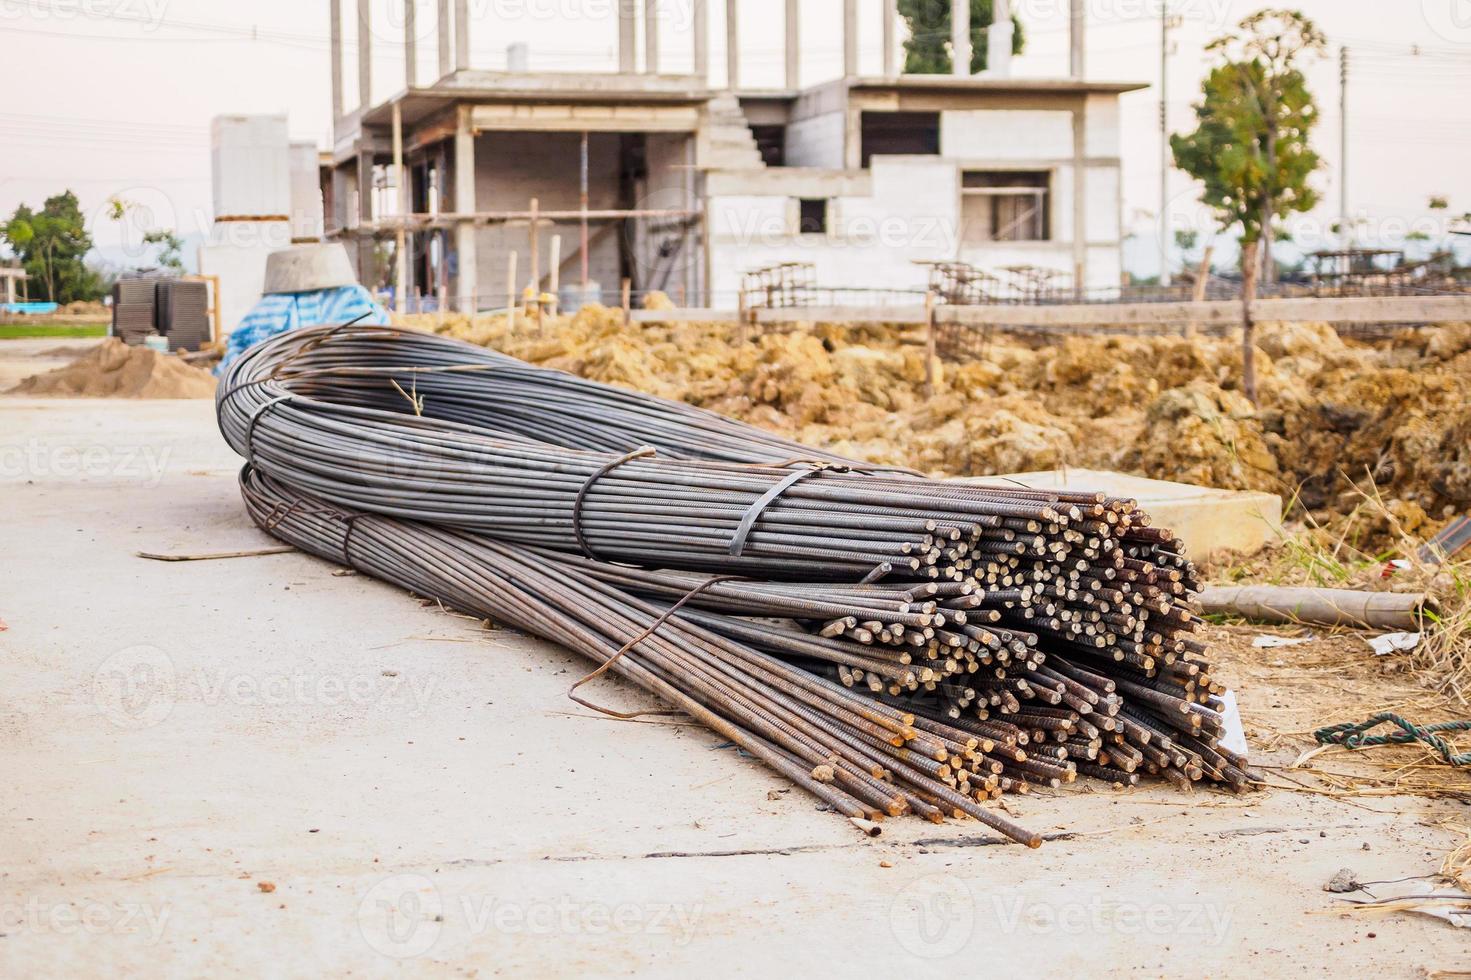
9,338,217,398
400,309,1471,536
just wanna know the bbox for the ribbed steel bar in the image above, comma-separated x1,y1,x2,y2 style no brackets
220,323,1258,836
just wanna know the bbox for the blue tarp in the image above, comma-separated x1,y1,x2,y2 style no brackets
2,302,59,315
221,285,389,370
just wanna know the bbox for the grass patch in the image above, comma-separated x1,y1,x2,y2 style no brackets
0,323,107,339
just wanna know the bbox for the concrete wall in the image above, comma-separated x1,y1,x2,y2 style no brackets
198,219,294,332
706,95,1129,299
212,116,291,218
630,133,696,300
471,131,623,307
939,109,1073,160
288,142,325,241
785,111,846,168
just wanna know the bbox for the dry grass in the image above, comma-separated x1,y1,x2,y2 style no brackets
1206,474,1471,703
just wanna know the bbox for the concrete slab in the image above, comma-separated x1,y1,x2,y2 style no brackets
0,396,1454,977
970,468,1283,558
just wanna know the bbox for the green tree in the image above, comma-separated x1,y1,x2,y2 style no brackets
2,191,103,303
899,0,1023,74
1170,8,1325,402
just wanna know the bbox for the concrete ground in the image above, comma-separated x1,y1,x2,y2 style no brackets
1,359,1463,976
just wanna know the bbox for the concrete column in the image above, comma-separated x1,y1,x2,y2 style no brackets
357,0,372,108
437,0,451,76
454,0,470,70
951,0,970,77
330,0,343,118
454,106,477,313
356,146,375,284
882,0,896,76
842,0,857,77
692,0,708,82
990,0,1014,77
784,0,798,89
1069,0,1085,79
393,102,407,313
1072,105,1087,292
725,0,739,89
404,0,417,88
644,0,659,73
618,0,637,73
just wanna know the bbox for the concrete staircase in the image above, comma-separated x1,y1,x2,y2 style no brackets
696,92,765,170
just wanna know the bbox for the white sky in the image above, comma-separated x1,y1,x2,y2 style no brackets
2,0,1468,274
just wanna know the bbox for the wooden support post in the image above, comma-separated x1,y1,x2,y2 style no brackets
1240,239,1259,405
1184,244,1213,338
924,290,937,397
548,235,561,317
528,196,540,323
507,251,518,331
621,278,632,326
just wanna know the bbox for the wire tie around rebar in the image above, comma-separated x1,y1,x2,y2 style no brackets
243,394,295,464
568,574,740,720
571,445,657,560
729,463,832,558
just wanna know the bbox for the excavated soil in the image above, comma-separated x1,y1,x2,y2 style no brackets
402,304,1471,538
8,337,218,398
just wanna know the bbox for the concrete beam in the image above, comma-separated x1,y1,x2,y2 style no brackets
843,0,857,77
644,0,659,73
454,0,470,70
692,0,708,82
951,0,970,77
725,0,738,89
453,106,477,312
356,0,372,109
990,0,1014,78
618,0,637,73
437,0,451,77
330,0,343,119
404,0,417,88
785,0,799,90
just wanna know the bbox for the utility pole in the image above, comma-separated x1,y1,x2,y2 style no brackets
1159,6,1182,286
1340,45,1350,246
1159,5,1174,287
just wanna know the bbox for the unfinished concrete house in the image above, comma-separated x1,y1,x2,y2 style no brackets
326,0,1146,311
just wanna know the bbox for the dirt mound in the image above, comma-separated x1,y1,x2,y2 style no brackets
9,338,217,398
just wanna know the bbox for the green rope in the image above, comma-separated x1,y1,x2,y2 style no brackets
1314,712,1471,768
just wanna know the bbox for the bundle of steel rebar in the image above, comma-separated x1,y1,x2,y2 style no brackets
220,324,1258,845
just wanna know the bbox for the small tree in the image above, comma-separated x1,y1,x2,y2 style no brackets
1,191,103,303
899,0,1024,75
1171,8,1326,403
106,197,186,273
